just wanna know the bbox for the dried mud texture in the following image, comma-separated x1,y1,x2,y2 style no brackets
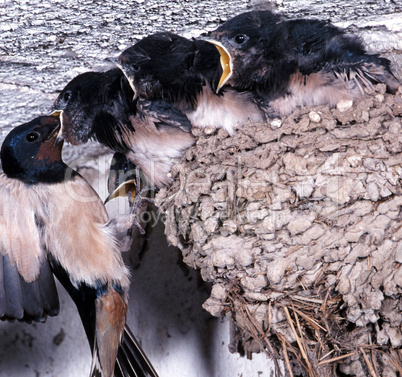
155,85,402,377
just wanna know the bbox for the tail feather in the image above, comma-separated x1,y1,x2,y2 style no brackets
115,325,159,377
90,324,159,377
90,341,104,377
114,352,127,377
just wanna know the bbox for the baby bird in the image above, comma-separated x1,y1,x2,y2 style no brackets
115,31,264,135
0,115,158,377
52,68,194,188
206,10,400,117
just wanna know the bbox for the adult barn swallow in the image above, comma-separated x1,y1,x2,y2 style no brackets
207,10,400,117
115,32,264,135
52,68,194,188
0,116,158,377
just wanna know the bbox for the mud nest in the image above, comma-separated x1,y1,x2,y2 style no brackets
155,85,402,377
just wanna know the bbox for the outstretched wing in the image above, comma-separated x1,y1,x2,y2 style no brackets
0,175,59,323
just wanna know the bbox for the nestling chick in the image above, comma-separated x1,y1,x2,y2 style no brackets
52,68,194,188
115,32,264,135
207,10,400,117
106,152,138,205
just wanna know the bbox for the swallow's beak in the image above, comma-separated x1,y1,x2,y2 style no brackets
49,110,65,145
107,57,138,100
206,40,233,93
104,179,136,205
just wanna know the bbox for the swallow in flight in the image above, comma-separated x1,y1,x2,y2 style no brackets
0,115,158,377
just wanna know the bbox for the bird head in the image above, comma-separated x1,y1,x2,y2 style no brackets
51,69,135,152
206,10,283,92
104,152,137,205
0,115,67,184
114,45,157,99
117,32,218,106
52,71,103,145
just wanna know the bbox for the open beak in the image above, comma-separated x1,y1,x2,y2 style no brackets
104,179,136,205
106,57,138,100
49,110,65,145
206,40,233,93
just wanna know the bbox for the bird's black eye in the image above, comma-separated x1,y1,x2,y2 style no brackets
26,132,40,142
234,34,247,45
62,90,72,103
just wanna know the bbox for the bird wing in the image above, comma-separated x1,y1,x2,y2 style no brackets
138,98,193,133
0,174,59,322
281,19,400,92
